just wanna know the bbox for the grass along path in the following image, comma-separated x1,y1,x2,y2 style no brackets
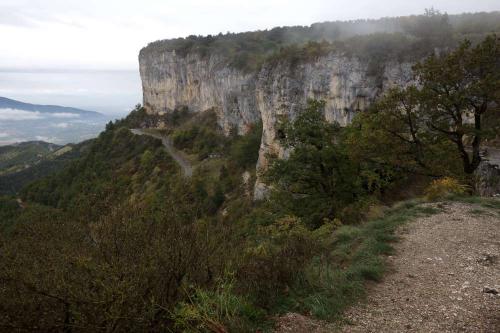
275,198,500,332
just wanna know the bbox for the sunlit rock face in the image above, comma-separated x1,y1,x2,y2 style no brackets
139,46,412,199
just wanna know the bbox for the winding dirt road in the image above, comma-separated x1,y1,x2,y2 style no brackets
131,128,193,177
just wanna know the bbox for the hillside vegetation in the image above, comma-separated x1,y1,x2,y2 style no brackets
0,141,61,174
0,141,87,195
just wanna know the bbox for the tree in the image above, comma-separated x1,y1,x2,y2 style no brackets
352,35,500,178
346,87,462,182
414,35,500,174
402,8,453,46
266,100,362,228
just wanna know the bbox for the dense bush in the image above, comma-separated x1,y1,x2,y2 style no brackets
170,110,227,160
229,121,262,169
0,201,237,332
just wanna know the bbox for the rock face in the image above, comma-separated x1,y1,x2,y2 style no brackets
139,51,260,134
253,57,412,198
139,48,412,199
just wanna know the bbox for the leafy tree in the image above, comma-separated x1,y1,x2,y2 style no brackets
345,87,462,183
402,8,453,45
349,35,500,179
413,35,500,174
266,100,363,227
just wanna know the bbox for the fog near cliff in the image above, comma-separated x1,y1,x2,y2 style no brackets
1,0,499,71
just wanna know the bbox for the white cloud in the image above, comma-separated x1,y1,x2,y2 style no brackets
53,122,71,128
49,112,80,118
0,132,8,138
0,137,27,145
1,0,499,70
35,135,59,143
0,108,43,120
0,108,82,121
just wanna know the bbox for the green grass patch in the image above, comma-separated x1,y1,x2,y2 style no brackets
446,194,500,210
270,200,442,322
480,200,500,210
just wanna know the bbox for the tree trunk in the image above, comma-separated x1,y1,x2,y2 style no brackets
470,113,482,172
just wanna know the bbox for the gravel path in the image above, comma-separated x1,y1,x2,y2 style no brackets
340,202,500,333
275,201,500,333
131,128,193,177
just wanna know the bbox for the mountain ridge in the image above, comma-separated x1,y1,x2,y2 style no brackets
0,96,103,118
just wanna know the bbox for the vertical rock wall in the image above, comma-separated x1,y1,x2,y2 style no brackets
139,48,412,198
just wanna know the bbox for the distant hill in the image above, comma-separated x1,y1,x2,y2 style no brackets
0,97,111,146
0,96,103,118
0,141,61,175
0,140,88,195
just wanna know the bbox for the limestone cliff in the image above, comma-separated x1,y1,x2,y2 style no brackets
139,48,412,198
139,50,260,134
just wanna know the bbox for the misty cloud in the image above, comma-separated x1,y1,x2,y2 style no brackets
0,137,28,145
0,10,35,28
0,108,85,121
35,135,59,142
53,122,71,128
1,0,499,70
49,113,80,118
0,108,43,120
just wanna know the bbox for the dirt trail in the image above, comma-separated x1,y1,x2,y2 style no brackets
276,201,500,333
131,128,193,177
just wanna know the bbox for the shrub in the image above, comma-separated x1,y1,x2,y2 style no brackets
425,177,468,201
236,216,320,306
172,278,263,332
229,122,262,169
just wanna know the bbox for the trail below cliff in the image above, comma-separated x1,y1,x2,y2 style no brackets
131,129,193,177
275,201,500,333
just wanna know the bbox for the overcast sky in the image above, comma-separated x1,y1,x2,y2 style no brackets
1,0,499,70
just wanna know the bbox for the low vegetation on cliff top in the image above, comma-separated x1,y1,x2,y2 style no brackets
1,25,499,333
143,10,500,71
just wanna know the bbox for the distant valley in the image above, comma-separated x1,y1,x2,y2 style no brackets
0,96,111,145
0,140,86,195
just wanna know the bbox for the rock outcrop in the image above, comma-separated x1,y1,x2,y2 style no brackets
475,162,500,197
139,51,260,135
139,48,412,199
253,57,412,198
